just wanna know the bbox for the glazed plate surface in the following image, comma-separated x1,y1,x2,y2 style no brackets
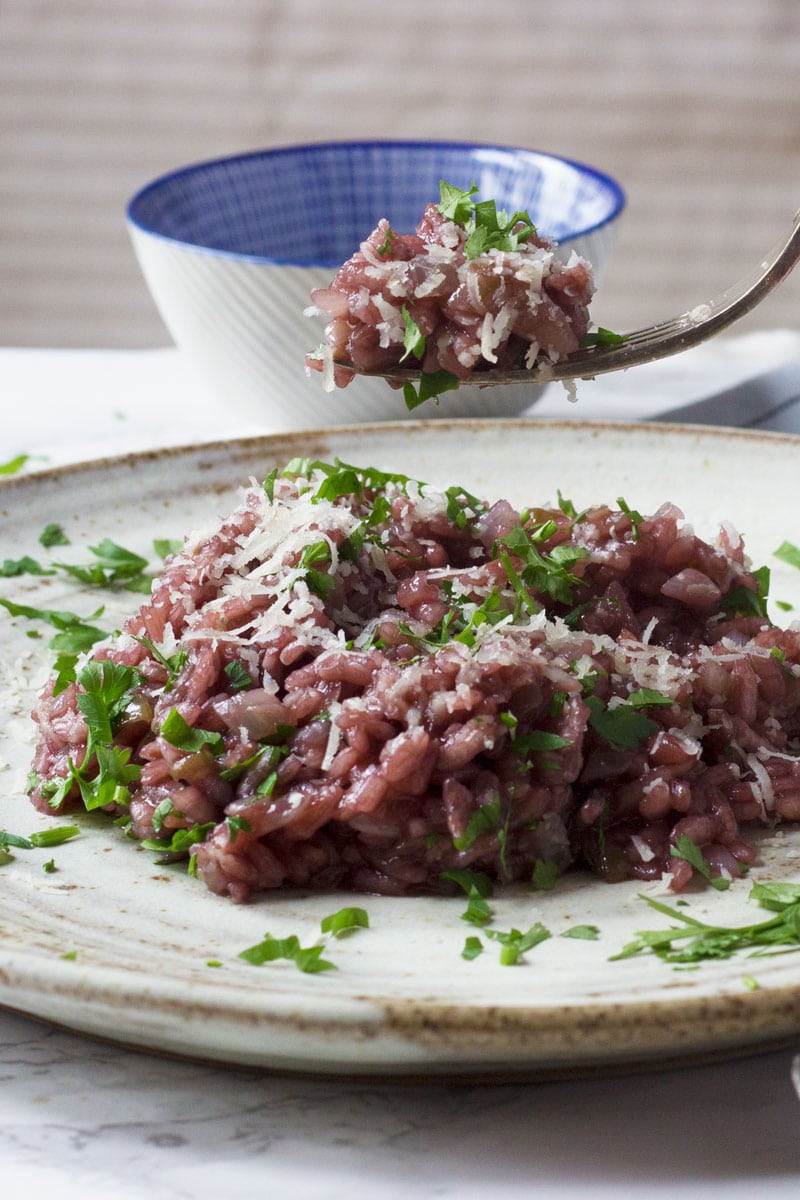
2,420,800,1076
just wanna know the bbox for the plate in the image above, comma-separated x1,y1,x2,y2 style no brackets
2,419,800,1077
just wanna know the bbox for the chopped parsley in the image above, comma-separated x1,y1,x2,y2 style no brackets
29,825,80,848
461,935,484,961
0,453,30,476
52,538,153,594
295,539,336,599
151,797,177,834
0,824,79,865
513,730,572,770
452,795,513,875
580,327,627,348
400,306,426,362
0,555,54,578
403,369,460,412
442,867,494,927
453,796,504,852
225,815,252,842
237,905,371,975
484,922,551,966
238,932,336,974
134,635,187,690
500,522,590,606
262,467,279,502
611,881,800,965
0,830,35,851
670,833,734,892
720,565,770,619
376,227,395,257
0,597,109,693
320,906,370,938
140,821,215,857
283,456,417,499
774,541,800,571
224,660,253,690
436,180,538,258
31,660,143,812
585,693,665,750
616,496,644,537
160,707,224,756
153,537,183,560
531,858,559,891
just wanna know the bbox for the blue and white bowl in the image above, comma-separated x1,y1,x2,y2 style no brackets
127,140,625,429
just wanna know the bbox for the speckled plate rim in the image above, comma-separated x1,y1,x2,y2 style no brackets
2,418,800,1077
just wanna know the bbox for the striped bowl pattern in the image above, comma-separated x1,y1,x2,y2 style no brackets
127,140,625,428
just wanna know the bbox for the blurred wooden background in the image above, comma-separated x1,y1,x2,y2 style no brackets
2,0,798,348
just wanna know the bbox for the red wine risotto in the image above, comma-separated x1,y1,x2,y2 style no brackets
305,182,594,404
29,458,800,903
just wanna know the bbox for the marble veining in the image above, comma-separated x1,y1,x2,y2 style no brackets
1,1008,800,1200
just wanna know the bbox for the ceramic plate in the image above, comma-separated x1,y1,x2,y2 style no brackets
2,420,800,1077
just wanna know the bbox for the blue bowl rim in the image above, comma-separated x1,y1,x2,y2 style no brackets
126,137,626,268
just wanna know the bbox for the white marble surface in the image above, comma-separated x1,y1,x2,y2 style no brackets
1,1008,800,1200
3,341,800,1200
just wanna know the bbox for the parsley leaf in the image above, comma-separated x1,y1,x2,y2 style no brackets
436,180,538,259
30,661,145,814
580,327,627,347
561,924,600,940
295,540,336,599
442,867,495,926
320,906,370,938
670,833,732,891
400,306,426,362
0,830,35,850
774,541,800,571
224,660,253,690
453,796,503,851
720,565,770,619
626,688,675,709
462,935,484,961
153,537,183,560
53,539,152,594
140,821,216,857
0,555,56,578
437,180,479,223
485,922,551,965
0,453,30,476
78,660,141,746
403,369,461,412
500,524,589,605
616,496,644,537
160,707,224,756
585,694,659,750
238,933,336,974
611,883,800,965
531,858,559,891
29,825,80,848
